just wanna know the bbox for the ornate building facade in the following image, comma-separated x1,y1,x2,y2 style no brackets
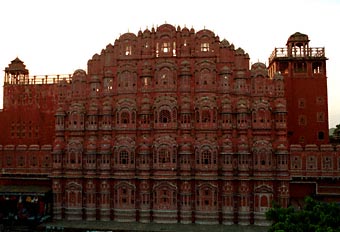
0,24,339,226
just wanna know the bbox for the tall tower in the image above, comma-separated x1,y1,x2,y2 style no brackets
268,32,328,145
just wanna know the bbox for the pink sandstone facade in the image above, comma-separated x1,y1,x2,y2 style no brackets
0,24,339,226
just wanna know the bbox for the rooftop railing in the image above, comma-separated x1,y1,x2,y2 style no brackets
269,47,325,63
5,74,72,85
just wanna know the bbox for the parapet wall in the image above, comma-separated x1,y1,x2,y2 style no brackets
0,144,52,175
289,144,340,177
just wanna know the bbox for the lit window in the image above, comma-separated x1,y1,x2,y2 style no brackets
201,43,210,52
125,45,132,55
162,42,170,53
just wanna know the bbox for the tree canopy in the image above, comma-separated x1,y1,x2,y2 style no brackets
266,197,340,232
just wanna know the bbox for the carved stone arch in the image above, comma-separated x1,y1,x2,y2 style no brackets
102,100,112,114
118,32,138,56
254,185,273,193
274,98,287,112
117,64,137,92
237,136,249,154
253,140,272,152
115,135,136,147
195,138,218,166
251,62,269,78
67,139,83,165
116,98,136,110
196,96,217,109
238,182,249,193
254,184,273,212
69,102,85,114
154,95,177,109
221,97,232,112
114,181,136,190
253,140,273,168
153,135,178,166
196,182,218,210
180,181,191,193
113,136,136,166
236,98,248,112
222,182,233,193
153,181,177,191
153,135,178,149
195,137,217,150
67,139,83,151
153,96,178,123
152,181,178,210
252,99,270,111
155,60,177,86
197,182,217,192
66,181,82,191
72,69,87,81
85,180,95,191
196,29,215,40
116,98,137,125
65,182,82,208
220,136,233,154
156,24,177,38
195,60,216,84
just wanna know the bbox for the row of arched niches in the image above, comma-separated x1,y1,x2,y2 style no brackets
90,24,247,60
64,62,285,101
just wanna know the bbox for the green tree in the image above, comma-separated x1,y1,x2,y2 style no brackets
266,197,340,232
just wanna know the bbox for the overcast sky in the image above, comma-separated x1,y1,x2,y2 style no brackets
0,0,339,127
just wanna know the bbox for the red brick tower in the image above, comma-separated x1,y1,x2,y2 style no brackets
268,32,329,145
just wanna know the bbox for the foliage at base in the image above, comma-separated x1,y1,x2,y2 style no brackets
266,196,340,232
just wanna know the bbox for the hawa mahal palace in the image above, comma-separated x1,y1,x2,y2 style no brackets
0,24,338,226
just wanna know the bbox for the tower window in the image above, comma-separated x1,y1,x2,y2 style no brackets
317,112,325,122
318,131,325,140
294,62,306,73
298,98,305,108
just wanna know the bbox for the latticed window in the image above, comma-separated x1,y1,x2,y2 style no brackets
119,150,129,164
202,150,211,164
307,156,317,170
322,156,332,170
125,45,132,55
159,148,171,163
201,43,210,52
18,156,25,167
162,42,170,53
121,111,130,124
202,110,211,123
159,109,171,123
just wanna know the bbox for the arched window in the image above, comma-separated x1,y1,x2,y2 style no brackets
116,149,134,166
202,150,211,164
121,111,130,124
119,150,129,164
202,110,211,123
159,109,171,123
159,148,171,163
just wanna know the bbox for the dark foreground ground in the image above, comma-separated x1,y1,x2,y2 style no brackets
0,220,269,232
38,220,269,232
